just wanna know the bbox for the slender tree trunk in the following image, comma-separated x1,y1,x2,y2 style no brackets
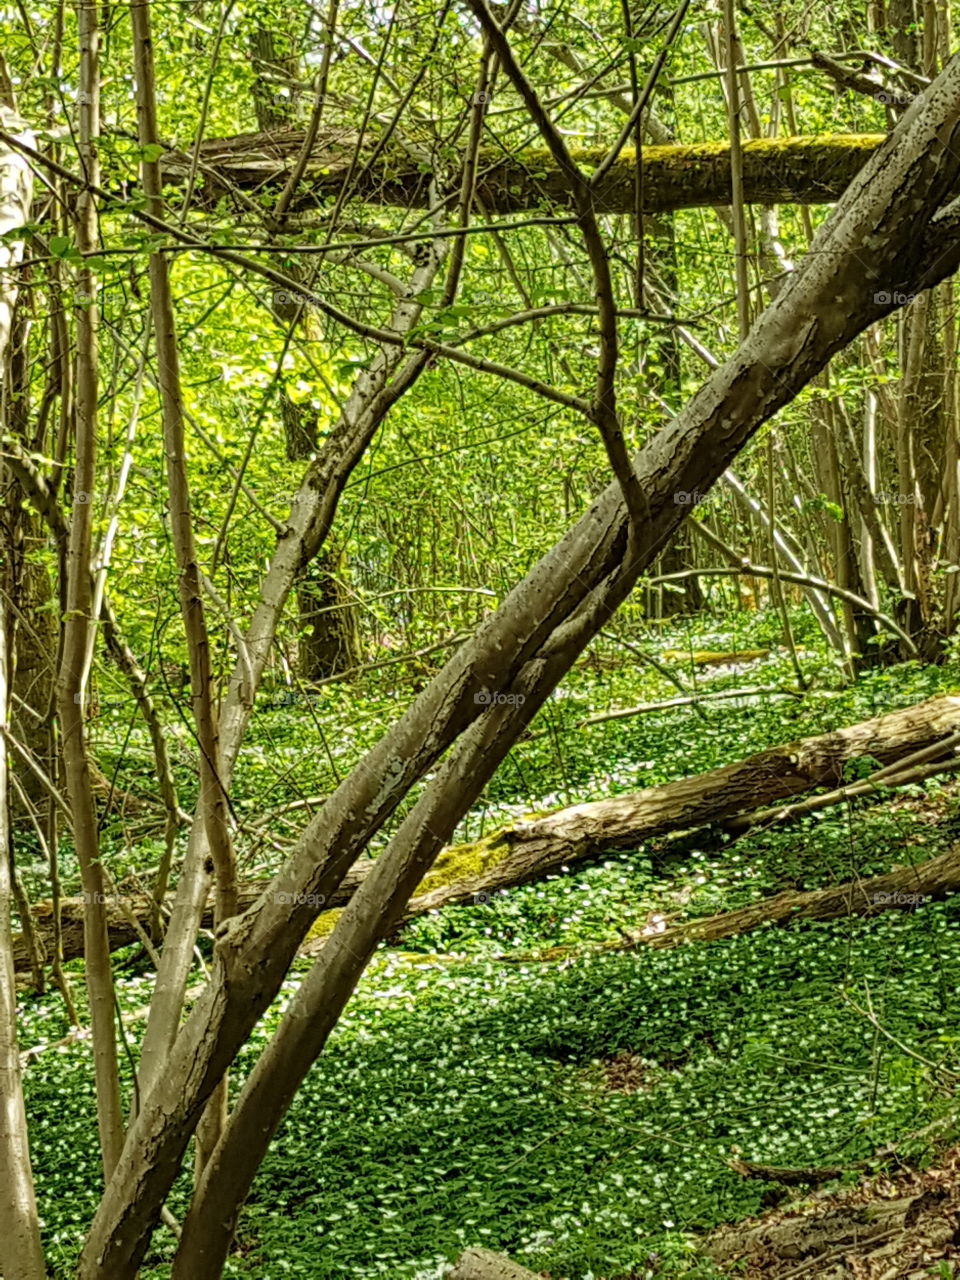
0,102,47,1280
56,0,125,1177
78,54,960,1276
129,0,238,1174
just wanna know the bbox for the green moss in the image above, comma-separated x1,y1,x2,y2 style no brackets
303,831,528,945
306,906,342,941
414,829,515,897
480,133,884,178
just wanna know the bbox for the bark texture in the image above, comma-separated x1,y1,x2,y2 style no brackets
162,131,887,214
17,692,959,973
634,841,960,950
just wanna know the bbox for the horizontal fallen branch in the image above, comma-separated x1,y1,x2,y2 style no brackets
630,841,960,950
162,131,887,215
705,1143,960,1275
16,694,960,974
404,694,960,925
581,684,800,726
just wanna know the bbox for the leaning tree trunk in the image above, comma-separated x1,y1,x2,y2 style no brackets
248,29,364,688
19,693,960,974
79,51,960,1280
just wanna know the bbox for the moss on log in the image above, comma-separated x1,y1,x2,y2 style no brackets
163,131,887,215
17,694,960,976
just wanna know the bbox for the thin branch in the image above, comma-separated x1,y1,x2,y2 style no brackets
650,563,916,654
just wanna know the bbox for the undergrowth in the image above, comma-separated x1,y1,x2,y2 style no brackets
14,614,960,1278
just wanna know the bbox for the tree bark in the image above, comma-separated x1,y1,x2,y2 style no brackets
634,842,960,950
56,1,125,1178
162,131,888,214
17,693,960,975
0,608,46,1280
79,56,960,1278
297,547,363,681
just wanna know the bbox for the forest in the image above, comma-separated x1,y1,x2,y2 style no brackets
4,0,960,1276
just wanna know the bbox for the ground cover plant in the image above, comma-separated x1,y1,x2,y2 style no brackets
12,626,960,1277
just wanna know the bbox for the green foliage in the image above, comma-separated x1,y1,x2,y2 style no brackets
16,642,960,1279
226,905,960,1279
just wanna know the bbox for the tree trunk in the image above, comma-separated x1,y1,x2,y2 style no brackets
0,596,46,1280
56,2,125,1178
162,132,889,215
297,548,363,681
0,104,47,1280
634,840,960,951
19,693,960,974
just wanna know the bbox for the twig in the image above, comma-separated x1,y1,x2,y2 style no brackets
581,684,800,726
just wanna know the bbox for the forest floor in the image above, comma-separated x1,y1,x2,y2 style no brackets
14,610,960,1279
700,1142,960,1278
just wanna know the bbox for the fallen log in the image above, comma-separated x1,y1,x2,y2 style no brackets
448,1248,544,1280
629,841,960,950
12,861,372,976
15,694,960,973
704,1144,960,1276
406,693,960,921
162,130,886,215
580,683,798,725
